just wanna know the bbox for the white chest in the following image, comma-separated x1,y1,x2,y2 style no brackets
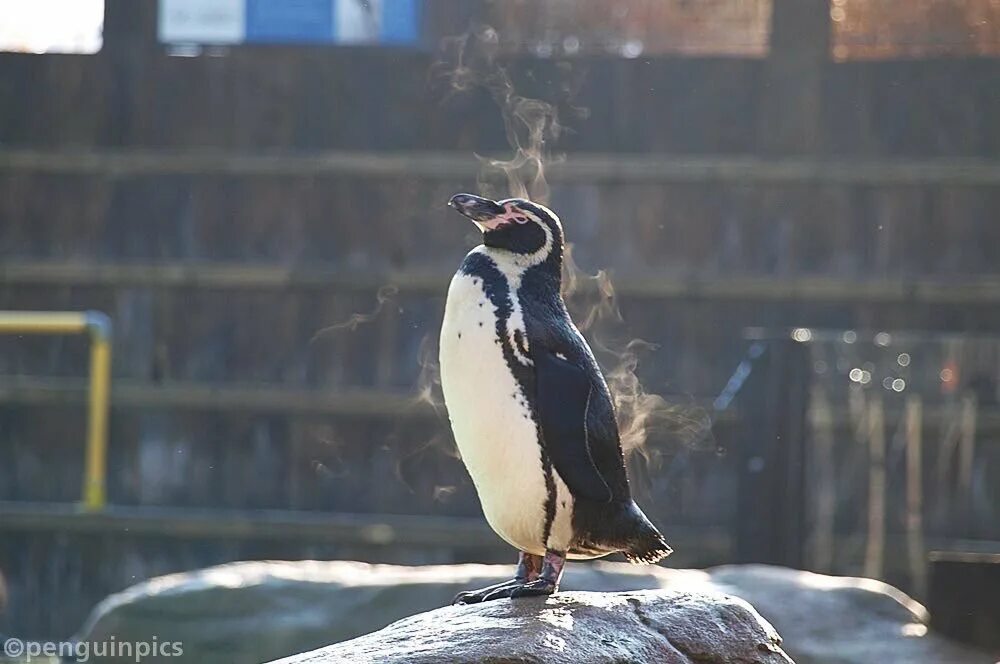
438,270,551,554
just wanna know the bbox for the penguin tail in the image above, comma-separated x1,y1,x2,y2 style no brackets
622,502,673,565
623,529,672,564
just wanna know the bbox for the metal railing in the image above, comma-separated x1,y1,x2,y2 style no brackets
0,311,112,511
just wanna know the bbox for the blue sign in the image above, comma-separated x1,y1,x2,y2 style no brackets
246,0,334,44
159,0,421,46
375,0,419,44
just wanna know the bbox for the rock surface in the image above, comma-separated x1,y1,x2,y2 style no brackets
76,560,993,664
267,589,792,664
709,565,991,664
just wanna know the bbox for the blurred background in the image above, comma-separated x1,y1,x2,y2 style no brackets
0,0,998,648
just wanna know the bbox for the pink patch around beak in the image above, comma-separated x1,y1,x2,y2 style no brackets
479,206,529,231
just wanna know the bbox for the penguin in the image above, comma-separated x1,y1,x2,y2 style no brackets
439,193,672,603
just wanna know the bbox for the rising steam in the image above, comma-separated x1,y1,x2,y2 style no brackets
434,24,561,203
413,332,449,423
311,285,399,342
563,247,714,457
433,25,712,461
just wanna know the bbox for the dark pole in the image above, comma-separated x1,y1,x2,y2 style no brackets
735,337,811,567
757,0,832,155
100,0,158,147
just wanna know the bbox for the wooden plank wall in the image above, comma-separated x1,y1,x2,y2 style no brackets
0,0,998,640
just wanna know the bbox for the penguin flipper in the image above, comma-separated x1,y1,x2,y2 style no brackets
534,350,614,503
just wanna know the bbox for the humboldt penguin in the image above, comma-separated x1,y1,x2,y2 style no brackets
439,193,671,603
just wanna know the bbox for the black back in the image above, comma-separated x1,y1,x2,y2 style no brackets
517,259,632,504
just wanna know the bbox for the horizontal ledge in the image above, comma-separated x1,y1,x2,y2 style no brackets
0,377,725,423
1,149,999,184
0,378,438,417
0,377,996,429
4,376,997,432
0,501,733,553
2,262,450,293
0,502,991,564
0,501,497,547
6,261,1000,303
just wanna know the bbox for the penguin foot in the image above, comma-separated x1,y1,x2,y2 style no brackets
509,577,558,598
452,551,543,605
453,577,556,603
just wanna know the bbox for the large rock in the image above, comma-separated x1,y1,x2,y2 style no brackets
267,589,792,664
76,561,992,664
709,565,989,664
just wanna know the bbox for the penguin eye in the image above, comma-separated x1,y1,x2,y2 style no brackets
514,216,529,224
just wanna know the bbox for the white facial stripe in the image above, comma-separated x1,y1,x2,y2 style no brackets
518,209,542,223
521,202,561,229
523,218,555,266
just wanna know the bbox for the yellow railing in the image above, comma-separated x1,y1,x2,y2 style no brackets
0,311,112,511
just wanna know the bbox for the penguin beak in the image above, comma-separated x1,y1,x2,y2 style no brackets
448,193,506,231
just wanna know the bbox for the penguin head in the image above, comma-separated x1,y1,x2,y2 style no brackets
448,193,563,261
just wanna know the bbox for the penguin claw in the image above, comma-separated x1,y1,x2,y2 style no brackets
452,590,483,605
